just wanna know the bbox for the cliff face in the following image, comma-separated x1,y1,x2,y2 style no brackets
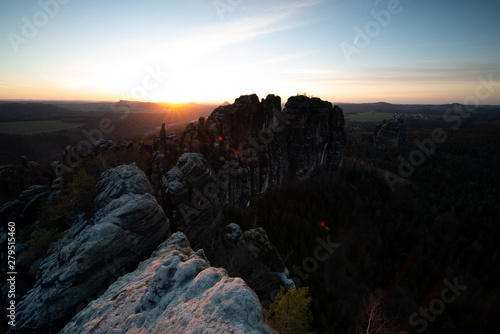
10,162,274,334
161,153,221,249
60,232,272,334
157,94,346,207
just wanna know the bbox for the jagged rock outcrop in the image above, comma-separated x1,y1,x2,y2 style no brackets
374,118,407,149
220,224,290,303
0,184,51,228
158,94,346,207
55,140,134,176
14,164,170,334
60,232,272,334
93,163,155,212
161,153,221,249
0,164,25,204
20,156,46,189
0,179,63,315
0,156,52,205
224,223,243,243
238,227,285,273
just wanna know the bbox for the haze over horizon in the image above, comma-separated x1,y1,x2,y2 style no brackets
1,0,499,105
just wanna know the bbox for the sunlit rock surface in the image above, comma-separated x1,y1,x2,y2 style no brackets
60,232,272,334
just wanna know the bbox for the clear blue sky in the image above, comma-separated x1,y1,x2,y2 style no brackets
1,0,499,104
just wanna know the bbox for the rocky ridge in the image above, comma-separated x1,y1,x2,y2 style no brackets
161,153,221,249
12,164,170,333
155,94,346,207
60,232,272,334
3,94,346,333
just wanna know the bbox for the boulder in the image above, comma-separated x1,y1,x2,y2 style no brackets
224,223,243,243
60,232,272,334
93,163,154,212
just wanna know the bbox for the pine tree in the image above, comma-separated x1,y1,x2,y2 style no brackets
270,285,312,334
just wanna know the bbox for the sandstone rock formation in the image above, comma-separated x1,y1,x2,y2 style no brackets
55,139,134,176
0,156,52,205
0,184,51,228
13,164,170,333
374,117,407,149
161,153,221,249
60,232,272,334
238,227,285,273
224,223,243,243
220,224,290,303
157,94,346,207
93,163,155,212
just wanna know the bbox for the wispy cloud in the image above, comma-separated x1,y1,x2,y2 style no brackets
285,60,500,84
0,83,16,90
146,0,324,64
226,51,319,72
31,0,328,98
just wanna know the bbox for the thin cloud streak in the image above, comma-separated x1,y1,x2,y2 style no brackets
46,1,322,94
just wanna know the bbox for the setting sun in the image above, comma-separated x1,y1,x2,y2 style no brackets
2,0,498,104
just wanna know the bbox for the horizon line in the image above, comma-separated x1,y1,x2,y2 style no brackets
1,98,500,107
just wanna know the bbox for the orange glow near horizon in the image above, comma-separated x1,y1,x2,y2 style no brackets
1,78,495,105
1,1,499,106
1,66,497,106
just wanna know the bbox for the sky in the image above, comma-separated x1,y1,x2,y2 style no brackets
0,0,499,104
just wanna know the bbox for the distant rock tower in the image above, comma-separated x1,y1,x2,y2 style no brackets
373,117,407,149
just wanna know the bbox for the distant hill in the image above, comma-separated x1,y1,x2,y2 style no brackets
0,100,220,164
335,102,500,117
0,103,82,122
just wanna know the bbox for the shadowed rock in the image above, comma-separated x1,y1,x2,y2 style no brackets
161,153,221,249
13,164,170,334
159,94,346,207
374,118,407,149
239,227,285,273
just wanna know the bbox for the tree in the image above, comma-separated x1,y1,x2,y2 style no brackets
270,285,312,334
355,289,398,334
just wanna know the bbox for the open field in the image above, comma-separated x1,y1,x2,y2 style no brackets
344,111,394,122
0,120,86,135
